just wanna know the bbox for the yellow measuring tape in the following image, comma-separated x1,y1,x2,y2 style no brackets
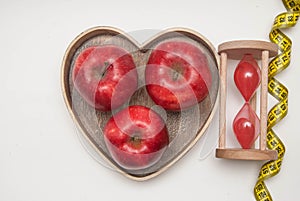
254,1,299,200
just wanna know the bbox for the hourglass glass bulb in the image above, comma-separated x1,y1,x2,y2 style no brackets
234,54,261,102
233,103,260,149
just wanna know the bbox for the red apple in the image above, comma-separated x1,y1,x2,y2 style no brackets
145,41,212,111
103,105,169,170
72,45,137,111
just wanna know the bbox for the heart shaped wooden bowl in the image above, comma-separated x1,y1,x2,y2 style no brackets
61,26,219,181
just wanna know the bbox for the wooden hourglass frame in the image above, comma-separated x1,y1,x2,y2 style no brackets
216,40,278,160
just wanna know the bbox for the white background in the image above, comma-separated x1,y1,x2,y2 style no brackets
1,0,299,200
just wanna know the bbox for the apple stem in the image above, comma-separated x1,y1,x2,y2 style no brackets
130,135,142,148
101,61,111,78
171,62,184,81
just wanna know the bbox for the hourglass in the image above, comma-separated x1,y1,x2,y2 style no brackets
216,40,278,160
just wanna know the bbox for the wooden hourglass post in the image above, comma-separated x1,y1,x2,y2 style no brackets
219,52,227,149
216,40,278,161
260,50,269,151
